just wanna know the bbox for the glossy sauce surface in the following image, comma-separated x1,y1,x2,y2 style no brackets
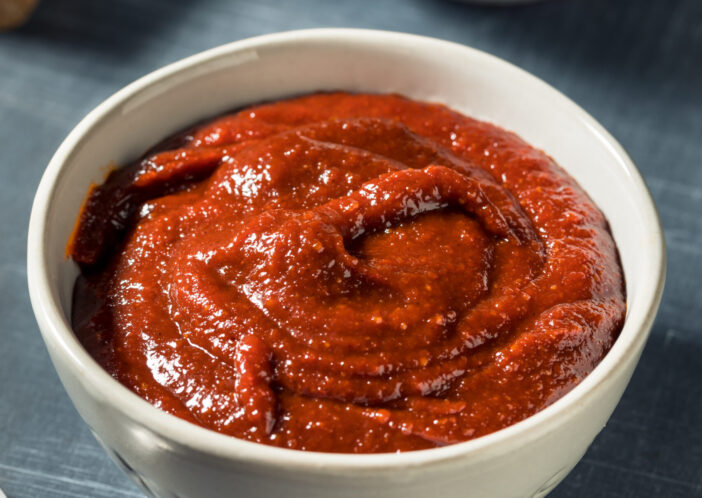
71,93,625,453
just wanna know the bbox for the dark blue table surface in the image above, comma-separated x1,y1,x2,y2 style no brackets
1,0,701,496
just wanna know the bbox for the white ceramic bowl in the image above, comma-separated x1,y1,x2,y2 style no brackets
27,29,665,498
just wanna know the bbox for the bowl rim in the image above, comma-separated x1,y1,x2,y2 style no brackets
27,28,666,472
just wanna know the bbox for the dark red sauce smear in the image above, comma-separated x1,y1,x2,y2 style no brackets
71,93,625,453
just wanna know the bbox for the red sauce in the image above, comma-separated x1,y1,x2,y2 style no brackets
71,93,625,453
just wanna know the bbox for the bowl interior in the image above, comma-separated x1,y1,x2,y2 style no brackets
33,29,663,461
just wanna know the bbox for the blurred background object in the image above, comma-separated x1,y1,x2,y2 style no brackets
452,0,547,4
0,0,38,30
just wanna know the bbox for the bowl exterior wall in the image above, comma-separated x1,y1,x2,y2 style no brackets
40,327,642,498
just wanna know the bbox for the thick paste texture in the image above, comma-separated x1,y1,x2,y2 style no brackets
71,93,625,452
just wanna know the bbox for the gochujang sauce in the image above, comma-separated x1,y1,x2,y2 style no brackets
70,93,625,453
